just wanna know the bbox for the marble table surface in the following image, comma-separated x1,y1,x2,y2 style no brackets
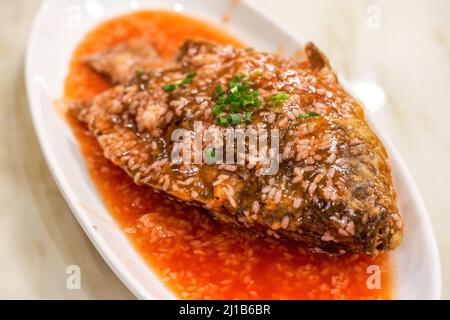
0,0,448,299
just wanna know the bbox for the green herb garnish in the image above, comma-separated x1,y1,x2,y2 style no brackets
218,116,230,126
298,112,320,119
181,72,197,85
162,72,197,92
212,73,261,125
162,83,177,92
229,113,242,124
245,111,252,123
272,92,290,102
212,104,224,116
266,92,290,108
206,148,216,162
215,84,224,97
135,68,144,78
135,68,149,91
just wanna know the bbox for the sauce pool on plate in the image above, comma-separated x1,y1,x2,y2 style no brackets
64,10,392,300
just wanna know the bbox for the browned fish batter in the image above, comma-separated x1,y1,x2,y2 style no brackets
83,37,163,84
70,38,403,256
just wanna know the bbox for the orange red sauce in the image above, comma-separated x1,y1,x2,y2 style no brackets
64,10,392,299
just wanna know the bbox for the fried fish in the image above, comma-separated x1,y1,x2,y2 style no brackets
70,38,403,256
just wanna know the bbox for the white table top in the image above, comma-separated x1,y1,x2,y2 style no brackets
0,0,448,299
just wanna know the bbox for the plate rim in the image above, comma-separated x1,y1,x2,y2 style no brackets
25,0,442,300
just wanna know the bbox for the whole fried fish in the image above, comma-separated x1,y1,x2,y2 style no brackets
70,38,403,256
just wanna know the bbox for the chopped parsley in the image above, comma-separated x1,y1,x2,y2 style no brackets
213,73,261,125
162,72,197,92
298,112,321,119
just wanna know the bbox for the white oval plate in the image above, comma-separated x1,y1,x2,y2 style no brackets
26,0,441,299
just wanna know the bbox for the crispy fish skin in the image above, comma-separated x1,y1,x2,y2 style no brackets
71,39,403,256
83,38,163,84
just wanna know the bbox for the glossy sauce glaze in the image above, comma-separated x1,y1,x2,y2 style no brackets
64,10,392,299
